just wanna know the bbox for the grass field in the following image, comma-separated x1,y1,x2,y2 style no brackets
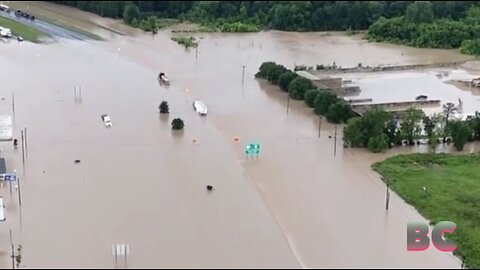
36,15,102,41
373,153,480,269
0,16,46,43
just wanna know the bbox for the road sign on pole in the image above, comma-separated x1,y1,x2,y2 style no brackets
0,174,16,181
245,142,261,158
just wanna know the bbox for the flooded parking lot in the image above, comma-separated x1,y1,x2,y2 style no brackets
0,1,475,268
341,68,480,116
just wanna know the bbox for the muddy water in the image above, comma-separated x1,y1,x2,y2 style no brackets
343,68,480,116
0,1,471,268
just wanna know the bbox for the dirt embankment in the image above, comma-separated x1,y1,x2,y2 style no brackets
459,60,480,73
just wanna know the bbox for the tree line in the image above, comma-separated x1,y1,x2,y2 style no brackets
344,105,480,153
48,1,470,33
256,62,354,124
367,1,480,54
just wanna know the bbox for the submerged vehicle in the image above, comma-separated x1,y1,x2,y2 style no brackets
193,100,208,116
415,95,428,101
158,72,170,84
101,114,112,127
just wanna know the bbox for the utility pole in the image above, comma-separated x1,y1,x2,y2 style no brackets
23,128,27,160
242,65,246,84
318,116,322,138
15,170,21,207
286,94,290,114
333,125,338,156
195,46,198,60
10,229,14,269
20,131,24,165
385,177,390,211
11,93,15,125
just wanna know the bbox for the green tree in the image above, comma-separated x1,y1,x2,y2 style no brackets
400,107,425,145
123,4,140,25
288,77,314,100
423,115,435,138
326,101,352,124
367,133,389,153
267,65,288,84
384,119,401,147
428,131,439,153
442,102,458,142
460,39,480,56
278,71,298,92
171,118,185,130
304,89,320,108
451,121,472,151
467,111,480,140
343,109,389,149
313,91,338,115
256,62,277,79
159,101,169,114
343,117,363,147
406,1,434,24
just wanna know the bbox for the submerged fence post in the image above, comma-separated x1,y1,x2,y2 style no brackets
242,65,246,84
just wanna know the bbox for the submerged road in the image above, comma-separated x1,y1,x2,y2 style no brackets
0,9,88,41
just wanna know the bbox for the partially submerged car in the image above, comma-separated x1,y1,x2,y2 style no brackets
101,114,112,127
415,95,428,101
193,100,208,116
158,72,170,85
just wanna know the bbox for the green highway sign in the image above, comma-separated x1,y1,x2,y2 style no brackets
245,142,261,156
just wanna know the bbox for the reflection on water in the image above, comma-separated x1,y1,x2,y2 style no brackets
0,1,470,268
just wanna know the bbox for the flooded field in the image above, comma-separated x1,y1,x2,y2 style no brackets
0,1,474,268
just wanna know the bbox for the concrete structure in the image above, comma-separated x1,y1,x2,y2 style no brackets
350,100,441,116
296,71,360,96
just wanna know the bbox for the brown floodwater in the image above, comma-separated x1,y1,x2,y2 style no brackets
0,1,473,268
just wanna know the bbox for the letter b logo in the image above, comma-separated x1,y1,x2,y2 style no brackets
407,221,457,252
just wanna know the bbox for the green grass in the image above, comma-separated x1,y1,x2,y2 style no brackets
36,15,103,41
0,16,46,43
373,153,480,269
171,36,198,48
155,18,180,30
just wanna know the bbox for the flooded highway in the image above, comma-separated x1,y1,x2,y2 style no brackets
0,1,473,268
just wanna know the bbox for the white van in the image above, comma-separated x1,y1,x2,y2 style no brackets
101,114,112,127
193,100,208,116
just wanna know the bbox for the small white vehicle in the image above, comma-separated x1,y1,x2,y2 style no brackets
193,100,208,116
101,114,112,127
0,4,10,12
158,72,170,85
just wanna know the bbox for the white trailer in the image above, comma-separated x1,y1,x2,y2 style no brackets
0,4,10,12
193,100,208,116
0,26,12,38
